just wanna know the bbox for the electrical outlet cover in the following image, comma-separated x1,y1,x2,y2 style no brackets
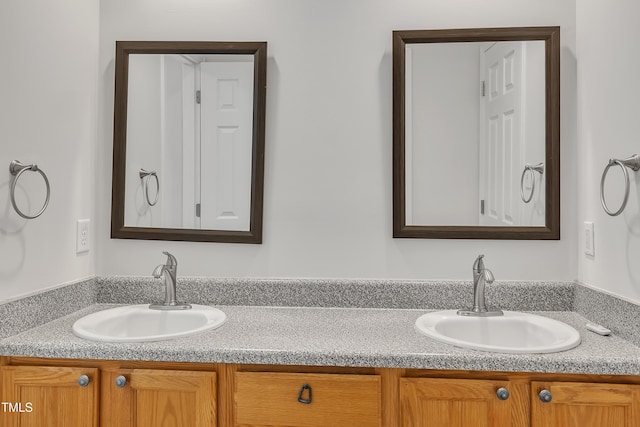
584,221,594,256
76,219,90,254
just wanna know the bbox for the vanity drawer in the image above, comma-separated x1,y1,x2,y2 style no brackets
234,371,381,426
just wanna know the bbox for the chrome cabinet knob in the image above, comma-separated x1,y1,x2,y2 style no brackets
115,375,127,388
78,375,90,387
539,389,553,403
496,387,510,400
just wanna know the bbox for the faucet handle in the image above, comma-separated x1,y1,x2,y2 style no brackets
473,254,485,272
162,251,177,267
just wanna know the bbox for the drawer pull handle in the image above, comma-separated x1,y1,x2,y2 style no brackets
297,384,312,404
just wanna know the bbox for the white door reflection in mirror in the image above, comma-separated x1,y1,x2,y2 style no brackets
200,60,253,231
480,41,524,226
405,40,545,227
124,54,254,230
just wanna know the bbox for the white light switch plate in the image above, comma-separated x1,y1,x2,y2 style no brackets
584,221,594,256
76,219,90,254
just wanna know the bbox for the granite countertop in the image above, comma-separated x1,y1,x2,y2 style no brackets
2,303,640,375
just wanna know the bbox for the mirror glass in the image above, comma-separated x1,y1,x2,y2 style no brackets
111,42,267,243
393,27,560,239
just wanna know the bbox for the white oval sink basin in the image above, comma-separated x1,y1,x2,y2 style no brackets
415,310,581,353
72,304,226,343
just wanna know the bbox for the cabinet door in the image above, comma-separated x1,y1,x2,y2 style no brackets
101,369,216,427
399,377,528,427
234,372,381,426
0,365,98,427
531,381,640,427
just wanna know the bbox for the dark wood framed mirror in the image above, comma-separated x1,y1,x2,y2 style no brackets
393,27,560,239
111,41,267,243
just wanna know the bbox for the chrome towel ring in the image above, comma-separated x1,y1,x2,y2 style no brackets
600,154,640,216
520,163,544,203
9,160,51,219
139,169,159,206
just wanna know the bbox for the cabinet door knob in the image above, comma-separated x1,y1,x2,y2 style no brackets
78,375,90,387
297,384,312,404
539,389,553,403
115,375,127,388
496,387,510,400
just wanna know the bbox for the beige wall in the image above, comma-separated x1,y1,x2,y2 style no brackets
0,0,99,301
577,0,640,303
97,0,577,281
0,0,581,302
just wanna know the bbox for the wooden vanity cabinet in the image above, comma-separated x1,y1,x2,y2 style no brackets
234,371,381,426
399,377,529,426
101,368,216,427
0,365,99,427
4,358,640,427
399,372,640,427
0,360,217,427
530,381,640,427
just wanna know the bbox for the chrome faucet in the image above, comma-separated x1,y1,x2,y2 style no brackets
150,251,191,310
457,254,503,317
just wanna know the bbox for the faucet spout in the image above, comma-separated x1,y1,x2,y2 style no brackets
483,269,495,284
149,251,191,310
457,254,503,317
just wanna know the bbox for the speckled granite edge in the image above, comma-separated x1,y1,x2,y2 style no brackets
97,276,576,311
2,306,639,375
574,282,640,347
4,278,640,374
0,277,97,339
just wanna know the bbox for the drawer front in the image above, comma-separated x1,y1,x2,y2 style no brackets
235,372,381,426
